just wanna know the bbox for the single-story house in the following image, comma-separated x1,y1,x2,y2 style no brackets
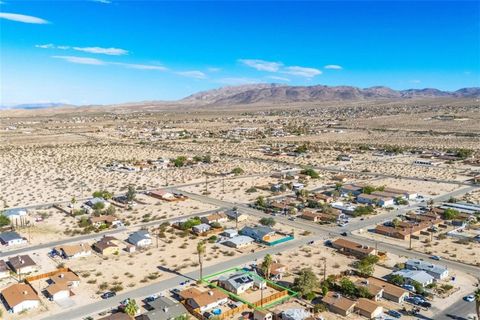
2,208,27,223
201,212,228,224
177,287,203,301
92,236,120,255
366,277,409,303
405,259,449,280
192,223,211,235
100,313,134,320
240,226,275,242
7,255,37,274
292,183,305,191
55,243,91,259
127,230,152,247
392,269,434,287
354,280,383,301
1,283,40,313
221,229,238,238
226,210,248,222
280,308,312,320
89,215,121,228
340,185,363,197
300,210,323,222
0,231,27,247
222,235,254,248
45,283,70,301
50,271,80,288
355,298,383,319
332,238,376,259
270,263,287,280
185,289,229,313
220,273,256,294
322,292,356,316
148,190,176,201
0,260,10,279
140,296,189,320
85,197,110,209
357,193,394,207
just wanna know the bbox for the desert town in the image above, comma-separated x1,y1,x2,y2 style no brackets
0,97,479,320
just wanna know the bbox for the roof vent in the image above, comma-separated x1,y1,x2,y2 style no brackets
208,291,214,296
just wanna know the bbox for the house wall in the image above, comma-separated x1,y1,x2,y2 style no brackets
52,290,70,301
12,300,39,313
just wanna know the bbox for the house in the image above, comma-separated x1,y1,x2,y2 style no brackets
222,235,255,248
2,208,27,223
45,283,70,301
89,215,121,228
340,184,363,197
7,255,37,274
313,193,334,203
300,210,322,222
201,212,228,224
280,308,312,320
92,236,120,255
192,223,211,235
100,313,134,320
54,243,91,259
391,270,434,287
240,226,275,242
220,272,266,295
405,259,449,280
354,280,384,301
331,238,376,259
366,277,409,303
355,298,383,319
139,296,189,320
50,271,80,288
322,292,356,316
270,263,287,280
1,283,40,313
253,309,273,320
221,229,238,238
226,210,248,222
0,231,27,246
177,287,203,301
357,193,394,207
185,289,228,312
292,183,305,191
148,190,177,201
0,260,10,279
127,230,152,247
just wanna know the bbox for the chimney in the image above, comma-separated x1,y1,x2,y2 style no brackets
23,291,28,295
208,291,214,296
59,274,65,278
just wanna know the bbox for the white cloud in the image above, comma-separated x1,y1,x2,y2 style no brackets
52,55,105,65
177,71,207,79
35,44,56,49
217,77,263,85
324,64,343,70
116,63,167,71
0,12,49,24
267,76,290,82
282,66,322,78
92,0,111,3
73,46,128,56
207,67,221,73
238,59,283,72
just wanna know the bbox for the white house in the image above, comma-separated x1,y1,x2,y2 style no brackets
1,283,40,313
186,289,228,313
0,232,27,247
45,283,70,301
127,230,152,247
405,259,449,280
392,270,435,287
2,208,27,223
192,223,211,235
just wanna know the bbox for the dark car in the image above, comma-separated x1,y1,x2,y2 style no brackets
387,310,402,318
420,301,431,308
101,291,116,299
340,232,348,236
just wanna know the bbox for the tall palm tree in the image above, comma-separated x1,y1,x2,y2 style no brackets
124,299,139,316
261,254,273,279
475,288,480,320
70,197,76,216
197,241,206,282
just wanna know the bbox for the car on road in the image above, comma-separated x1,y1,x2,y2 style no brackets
402,284,416,292
420,301,431,308
101,291,116,299
307,240,315,245
144,294,159,303
464,295,475,302
340,232,348,236
430,255,441,260
387,310,402,318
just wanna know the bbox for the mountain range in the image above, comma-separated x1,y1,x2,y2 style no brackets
3,84,479,110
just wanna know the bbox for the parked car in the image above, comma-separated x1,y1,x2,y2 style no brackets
340,232,348,236
420,301,431,308
464,295,475,302
403,284,416,292
144,294,159,303
387,310,402,318
307,240,315,245
101,291,116,299
430,255,441,260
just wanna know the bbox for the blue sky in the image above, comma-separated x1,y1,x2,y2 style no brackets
1,1,479,105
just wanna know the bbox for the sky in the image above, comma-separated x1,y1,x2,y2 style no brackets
0,0,479,105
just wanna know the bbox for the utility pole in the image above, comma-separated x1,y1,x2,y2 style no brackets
222,177,225,194
204,174,209,194
409,226,413,250
322,257,327,282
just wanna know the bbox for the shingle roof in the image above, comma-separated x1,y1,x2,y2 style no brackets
1,283,39,308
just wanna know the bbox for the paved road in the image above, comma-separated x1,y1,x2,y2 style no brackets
0,208,222,258
437,295,477,320
41,234,320,320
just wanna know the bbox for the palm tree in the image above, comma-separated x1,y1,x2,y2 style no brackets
70,197,76,216
475,288,480,320
124,299,139,316
197,241,206,282
261,254,273,279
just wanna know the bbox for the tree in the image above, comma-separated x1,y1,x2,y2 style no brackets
92,190,112,199
0,214,10,228
353,206,375,217
301,168,319,179
70,197,77,216
392,218,401,228
231,167,244,176
355,255,378,276
261,254,273,279
259,217,276,227
443,208,459,220
173,156,187,167
339,278,357,297
362,185,376,194
293,268,319,297
474,288,480,320
197,241,206,281
255,196,267,208
126,185,136,202
388,274,405,286
296,189,309,199
124,299,139,316
174,315,190,320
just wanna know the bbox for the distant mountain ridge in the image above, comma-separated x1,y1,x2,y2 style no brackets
181,84,480,105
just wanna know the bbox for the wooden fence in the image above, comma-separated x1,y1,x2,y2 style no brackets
25,267,71,283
